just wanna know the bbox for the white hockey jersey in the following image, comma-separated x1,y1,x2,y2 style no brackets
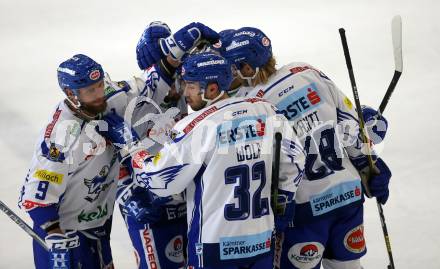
132,97,305,267
18,66,171,231
239,62,366,225
116,83,188,224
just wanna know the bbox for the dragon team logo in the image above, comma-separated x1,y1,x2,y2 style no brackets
84,165,113,202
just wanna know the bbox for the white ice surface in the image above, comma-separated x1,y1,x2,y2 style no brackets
0,0,439,268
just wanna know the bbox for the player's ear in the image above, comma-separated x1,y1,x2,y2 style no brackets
64,89,79,105
206,83,220,99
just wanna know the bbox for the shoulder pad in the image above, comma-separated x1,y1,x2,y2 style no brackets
41,106,83,162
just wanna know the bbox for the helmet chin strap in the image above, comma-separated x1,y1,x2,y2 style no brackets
200,89,225,108
65,96,100,121
237,67,259,86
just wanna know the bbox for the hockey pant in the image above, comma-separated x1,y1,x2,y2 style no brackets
125,215,187,269
277,206,366,269
33,218,114,269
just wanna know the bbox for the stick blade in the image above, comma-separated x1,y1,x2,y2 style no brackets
392,15,403,72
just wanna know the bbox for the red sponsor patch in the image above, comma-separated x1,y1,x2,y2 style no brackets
265,238,271,248
306,88,321,105
355,186,361,196
44,108,62,139
290,66,310,74
300,244,319,257
183,106,218,134
244,97,264,104
256,119,266,136
290,65,329,80
142,229,158,269
344,225,366,253
22,200,50,210
132,150,150,169
89,69,101,81
256,89,265,98
118,166,130,180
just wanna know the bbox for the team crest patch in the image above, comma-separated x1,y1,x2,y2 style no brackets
262,37,270,47
89,69,101,81
344,224,366,253
49,144,61,160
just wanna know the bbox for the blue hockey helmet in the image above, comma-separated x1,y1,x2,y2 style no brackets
57,54,104,92
221,27,272,70
210,29,236,52
181,52,233,92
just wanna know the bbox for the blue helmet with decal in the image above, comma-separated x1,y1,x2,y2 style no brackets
209,29,236,52
57,54,104,92
221,27,272,70
181,52,233,92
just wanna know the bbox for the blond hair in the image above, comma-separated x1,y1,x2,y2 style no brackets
252,56,277,86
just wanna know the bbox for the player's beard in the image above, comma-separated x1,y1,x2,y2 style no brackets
186,97,206,111
81,99,107,116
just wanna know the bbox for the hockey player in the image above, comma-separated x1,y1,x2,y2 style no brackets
116,80,189,269
221,27,392,269
100,52,306,269
16,53,170,269
113,21,189,269
18,21,220,269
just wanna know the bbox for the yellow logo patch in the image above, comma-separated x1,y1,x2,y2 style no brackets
344,97,353,110
34,170,64,185
153,152,162,166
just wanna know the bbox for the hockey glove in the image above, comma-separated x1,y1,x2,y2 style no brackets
362,105,388,144
136,21,172,70
368,158,391,204
98,112,139,161
121,186,173,223
274,190,295,233
159,22,219,61
45,231,80,269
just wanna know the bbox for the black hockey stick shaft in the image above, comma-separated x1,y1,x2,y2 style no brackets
339,27,396,269
379,71,401,114
339,28,379,197
0,200,49,251
271,132,282,215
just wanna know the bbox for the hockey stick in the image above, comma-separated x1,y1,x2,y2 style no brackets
271,132,282,215
339,15,402,269
0,200,49,251
379,15,403,115
339,28,378,198
374,15,402,269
